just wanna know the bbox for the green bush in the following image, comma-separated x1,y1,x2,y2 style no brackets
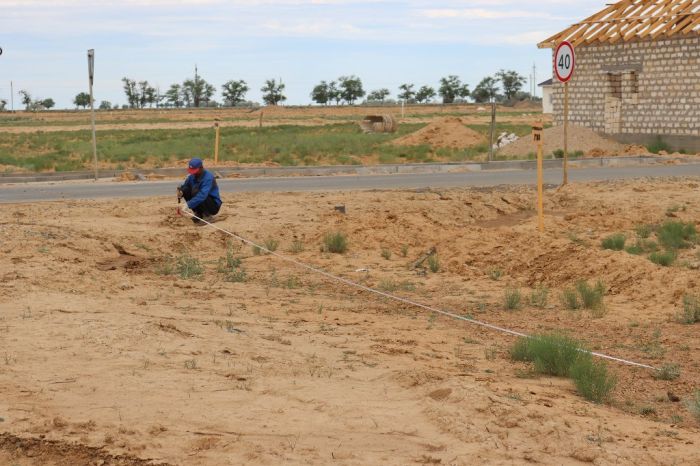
576,280,606,311
601,234,626,251
322,232,348,253
217,250,246,283
571,356,617,403
561,287,581,310
504,287,522,311
647,136,671,154
649,250,677,267
657,221,697,250
510,333,583,377
625,243,644,255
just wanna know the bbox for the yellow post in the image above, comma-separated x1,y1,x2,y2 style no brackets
563,81,569,186
533,122,545,233
214,122,220,165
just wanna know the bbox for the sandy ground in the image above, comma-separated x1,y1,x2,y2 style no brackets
1,178,700,465
0,105,545,134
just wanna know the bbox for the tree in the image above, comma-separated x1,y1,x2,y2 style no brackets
182,75,214,108
415,85,436,104
165,84,184,108
311,81,331,105
74,92,91,109
367,88,390,103
40,98,55,109
121,78,139,108
19,90,32,110
222,80,249,107
328,81,342,105
397,84,415,102
338,75,365,105
261,79,286,106
438,75,470,104
496,70,526,100
471,76,500,103
99,100,112,110
0,99,6,111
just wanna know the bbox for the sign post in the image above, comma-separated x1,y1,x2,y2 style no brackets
214,122,221,164
533,122,545,232
554,41,575,186
87,49,98,181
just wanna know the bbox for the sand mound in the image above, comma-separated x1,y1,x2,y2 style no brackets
391,117,485,149
498,124,648,157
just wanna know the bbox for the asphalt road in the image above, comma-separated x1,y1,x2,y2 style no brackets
1,164,699,203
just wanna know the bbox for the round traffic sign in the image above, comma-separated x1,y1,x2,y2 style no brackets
554,41,575,83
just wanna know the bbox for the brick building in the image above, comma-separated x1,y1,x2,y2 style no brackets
538,0,700,152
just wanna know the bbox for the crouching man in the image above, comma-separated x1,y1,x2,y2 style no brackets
177,157,222,224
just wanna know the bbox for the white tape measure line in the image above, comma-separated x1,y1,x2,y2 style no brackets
181,210,657,371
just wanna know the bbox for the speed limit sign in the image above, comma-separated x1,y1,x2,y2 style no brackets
555,41,575,83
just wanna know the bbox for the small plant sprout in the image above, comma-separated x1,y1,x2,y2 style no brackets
381,248,392,260
400,245,409,257
488,268,503,281
289,239,304,254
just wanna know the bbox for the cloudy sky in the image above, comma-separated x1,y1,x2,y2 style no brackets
0,0,604,108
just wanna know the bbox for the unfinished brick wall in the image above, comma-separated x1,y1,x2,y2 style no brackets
550,36,700,139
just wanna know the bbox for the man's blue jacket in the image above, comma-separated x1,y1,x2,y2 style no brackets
182,170,222,209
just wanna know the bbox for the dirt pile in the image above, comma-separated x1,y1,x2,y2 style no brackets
498,124,649,157
391,117,485,149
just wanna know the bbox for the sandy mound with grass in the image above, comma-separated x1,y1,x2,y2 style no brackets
391,117,486,149
498,124,649,158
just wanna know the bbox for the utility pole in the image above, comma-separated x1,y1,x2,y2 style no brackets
88,49,98,181
194,65,199,108
532,63,537,98
10,80,14,112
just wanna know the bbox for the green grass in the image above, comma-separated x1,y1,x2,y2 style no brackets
263,238,279,253
322,232,348,254
288,239,304,254
562,280,605,313
157,253,204,279
511,333,616,403
529,285,549,309
510,333,583,377
656,221,697,250
646,136,671,154
635,224,653,239
427,254,440,273
601,233,626,251
649,250,677,267
503,287,522,311
216,249,246,283
570,357,617,403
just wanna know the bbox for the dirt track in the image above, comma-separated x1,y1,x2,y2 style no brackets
1,179,699,465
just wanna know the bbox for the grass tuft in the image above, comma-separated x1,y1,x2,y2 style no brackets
289,239,304,254
381,248,392,260
657,221,697,250
570,356,617,404
510,333,583,377
322,232,348,254
601,233,626,251
687,391,700,422
649,250,677,267
678,294,700,324
157,253,204,280
635,224,653,239
503,287,522,311
217,249,246,283
576,280,606,313
427,254,440,273
529,284,549,309
264,238,279,253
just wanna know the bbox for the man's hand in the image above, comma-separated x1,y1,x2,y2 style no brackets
178,203,192,216
176,187,184,200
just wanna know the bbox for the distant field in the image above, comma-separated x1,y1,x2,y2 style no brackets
0,105,545,172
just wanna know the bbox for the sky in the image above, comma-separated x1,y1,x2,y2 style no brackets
0,0,604,109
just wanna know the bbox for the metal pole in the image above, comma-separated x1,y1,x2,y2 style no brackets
563,81,569,186
214,122,220,164
88,49,98,181
534,122,544,233
10,81,14,112
488,101,496,162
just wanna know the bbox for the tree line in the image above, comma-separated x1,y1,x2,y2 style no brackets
3,69,530,111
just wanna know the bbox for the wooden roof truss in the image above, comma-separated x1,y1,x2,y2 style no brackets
538,0,700,48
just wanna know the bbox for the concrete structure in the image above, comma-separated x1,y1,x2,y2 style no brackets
539,79,554,114
538,0,700,152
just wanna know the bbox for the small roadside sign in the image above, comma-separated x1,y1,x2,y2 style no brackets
554,41,575,83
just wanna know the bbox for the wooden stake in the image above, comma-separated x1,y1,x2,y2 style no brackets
488,102,496,162
214,122,220,165
563,81,569,186
533,122,544,233
259,111,264,128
